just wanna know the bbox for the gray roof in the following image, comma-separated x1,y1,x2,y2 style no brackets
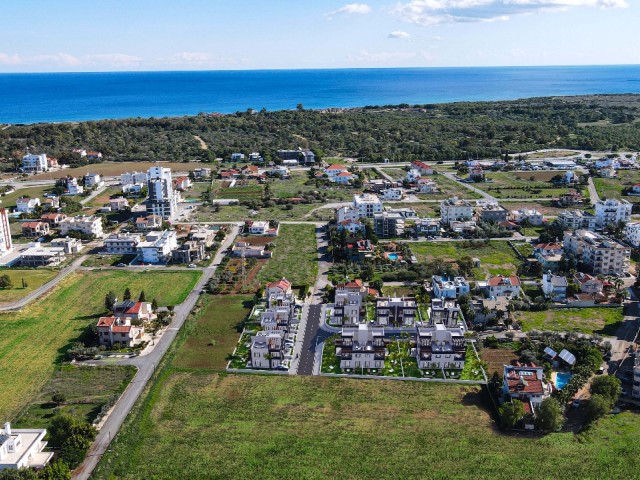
544,346,557,358
559,349,576,366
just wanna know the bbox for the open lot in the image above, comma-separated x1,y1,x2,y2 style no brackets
515,307,624,335
593,172,640,203
0,185,54,209
480,348,519,375
29,161,205,180
525,150,580,159
180,181,211,200
173,294,253,370
270,171,358,201
94,372,640,479
257,224,318,286
0,268,59,305
473,172,583,199
409,240,521,278
14,364,135,428
84,186,125,210
500,201,588,216
195,203,335,222
418,174,483,200
0,269,200,420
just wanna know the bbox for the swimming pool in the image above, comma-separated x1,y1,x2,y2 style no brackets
387,253,399,261
555,372,572,389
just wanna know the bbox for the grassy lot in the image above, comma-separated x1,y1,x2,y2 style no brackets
417,174,483,200
378,167,407,180
93,372,640,480
29,161,205,180
81,254,137,267
0,270,200,420
215,183,264,200
84,186,124,210
257,224,318,286
516,307,624,335
14,364,135,428
173,294,253,370
180,181,211,200
593,175,640,203
386,202,438,218
500,200,588,216
473,172,583,199
409,240,521,279
0,185,54,209
194,203,336,222
525,150,579,159
269,171,357,201
0,268,59,304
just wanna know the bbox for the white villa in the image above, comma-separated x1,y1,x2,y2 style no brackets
0,422,53,471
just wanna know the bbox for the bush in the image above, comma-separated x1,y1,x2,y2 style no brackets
585,394,612,422
590,376,621,405
535,397,564,431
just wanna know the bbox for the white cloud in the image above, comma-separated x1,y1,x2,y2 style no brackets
393,0,627,25
85,53,142,67
0,53,23,65
388,30,411,38
325,3,372,18
348,49,417,62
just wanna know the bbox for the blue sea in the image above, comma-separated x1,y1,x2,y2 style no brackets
1,65,640,124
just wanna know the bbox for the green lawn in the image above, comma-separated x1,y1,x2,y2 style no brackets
14,364,135,428
0,268,60,304
516,307,624,334
93,372,640,480
0,185,54,208
173,294,253,370
472,172,583,199
409,240,521,279
257,224,318,286
194,203,336,222
0,270,200,420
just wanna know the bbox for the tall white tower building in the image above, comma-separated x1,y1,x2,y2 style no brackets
0,207,13,257
147,167,178,220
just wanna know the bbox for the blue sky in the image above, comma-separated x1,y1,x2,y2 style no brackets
1,0,638,72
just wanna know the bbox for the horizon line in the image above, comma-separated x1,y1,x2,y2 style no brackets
1,63,640,75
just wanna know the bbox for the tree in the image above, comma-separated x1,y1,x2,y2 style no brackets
38,461,71,480
21,278,27,289
151,298,158,311
536,397,564,431
49,414,97,468
138,290,146,302
123,287,131,300
590,375,621,404
104,291,116,311
499,401,524,429
585,394,611,422
51,392,66,405
0,274,13,289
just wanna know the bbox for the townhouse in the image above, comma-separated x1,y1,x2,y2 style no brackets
21,222,49,238
416,298,467,370
431,275,470,299
375,296,417,326
332,279,368,326
335,324,386,370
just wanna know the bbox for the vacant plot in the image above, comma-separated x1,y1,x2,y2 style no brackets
180,181,211,200
30,161,203,180
387,202,438,218
420,174,483,200
0,269,200,420
94,373,640,480
410,240,520,279
0,268,59,305
525,150,579,159
481,348,519,375
0,185,54,209
85,186,124,210
474,172,582,199
500,201,588,216
516,307,624,335
257,224,318,286
215,183,263,201
173,295,253,370
195,203,334,222
14,364,135,428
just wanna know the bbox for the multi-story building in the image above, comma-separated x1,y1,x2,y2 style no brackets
477,203,508,224
380,188,405,201
50,237,83,254
416,298,467,370
112,300,156,323
335,324,386,370
0,422,53,470
19,244,66,267
373,212,405,238
59,215,103,238
440,197,473,226
109,197,129,211
573,272,604,294
21,221,49,238
65,177,84,195
511,209,544,226
121,171,149,186
136,230,178,264
147,167,178,220
171,241,205,264
104,233,142,254
40,213,67,227
487,275,522,299
533,242,563,272
431,275,470,299
276,149,315,164
353,194,384,218
21,153,48,173
563,229,631,275
325,164,349,180
250,331,286,369
83,173,103,188
557,210,596,231
0,208,12,257
135,214,162,231
541,272,568,301
624,222,640,247
375,296,417,326
594,198,632,228
15,197,40,214
416,218,441,236
503,363,552,411
96,316,145,348
332,279,368,325
417,178,438,193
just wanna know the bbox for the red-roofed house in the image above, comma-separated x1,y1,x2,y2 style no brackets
96,316,145,348
241,165,260,177
22,221,49,237
487,275,522,299
266,278,292,297
502,363,552,411
338,219,365,234
325,164,349,181
135,215,162,232
40,213,67,226
113,300,156,322
332,279,368,325
334,171,355,184
173,176,192,191
411,161,434,175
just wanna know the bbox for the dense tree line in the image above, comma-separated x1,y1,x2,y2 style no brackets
2,95,640,165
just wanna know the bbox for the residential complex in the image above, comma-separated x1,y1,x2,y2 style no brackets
21,153,48,173
416,298,467,370
335,324,386,370
332,280,368,325
375,296,417,326
137,230,178,264
563,229,631,275
594,198,632,228
59,215,104,238
557,210,596,231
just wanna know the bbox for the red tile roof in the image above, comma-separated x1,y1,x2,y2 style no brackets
412,160,432,170
22,221,45,228
112,325,132,333
97,316,116,327
338,279,364,289
267,279,291,291
488,275,521,287
337,172,353,177
125,302,143,314
326,164,346,170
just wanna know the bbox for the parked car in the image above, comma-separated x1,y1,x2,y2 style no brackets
188,263,197,268
116,263,126,267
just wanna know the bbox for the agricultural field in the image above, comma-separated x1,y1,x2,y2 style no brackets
0,269,200,420
409,240,521,279
0,185,54,209
14,365,135,428
257,224,318,286
593,173,640,203
94,373,640,480
480,347,519,375
0,268,59,304
172,294,253,370
474,172,584,199
515,307,624,335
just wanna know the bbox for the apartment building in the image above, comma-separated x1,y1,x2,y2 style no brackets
250,331,286,369
440,197,473,226
557,210,596,231
594,198,632,228
510,209,544,226
59,215,104,238
477,203,508,223
147,166,178,220
431,275,470,299
332,279,368,325
624,222,640,247
335,324,386,370
373,212,405,238
21,153,48,173
375,296,417,326
104,233,142,254
136,230,178,264
416,298,466,370
563,229,631,275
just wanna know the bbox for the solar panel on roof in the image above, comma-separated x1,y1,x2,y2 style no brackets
544,346,557,358
559,349,576,365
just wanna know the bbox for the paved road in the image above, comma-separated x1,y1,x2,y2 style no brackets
587,177,600,205
297,305,324,375
442,172,496,201
73,223,240,480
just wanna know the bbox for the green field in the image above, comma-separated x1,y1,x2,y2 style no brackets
14,364,135,428
0,185,54,209
0,268,59,304
173,294,253,370
516,307,624,335
180,181,212,200
0,270,200,420
417,174,483,200
409,240,520,279
194,203,336,222
593,175,640,203
269,171,357,201
473,172,583,199
93,372,640,480
257,224,318,286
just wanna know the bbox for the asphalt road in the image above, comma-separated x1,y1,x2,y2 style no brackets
72,223,240,480
297,305,323,376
